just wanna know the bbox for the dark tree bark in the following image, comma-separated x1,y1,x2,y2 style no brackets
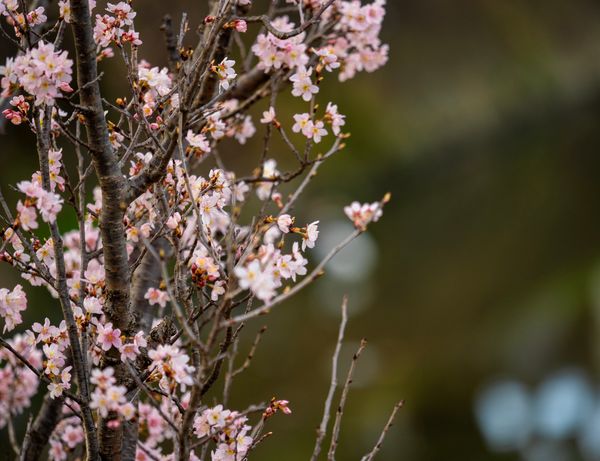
19,394,63,461
70,1,134,458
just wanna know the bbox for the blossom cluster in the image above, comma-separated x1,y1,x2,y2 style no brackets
94,1,142,51
0,0,390,458
16,151,65,224
344,200,383,230
332,0,389,81
1,1,47,37
136,62,177,132
251,1,388,82
0,41,73,106
47,410,85,461
58,0,96,23
90,367,134,419
0,284,27,332
148,344,194,393
0,334,40,429
194,405,253,461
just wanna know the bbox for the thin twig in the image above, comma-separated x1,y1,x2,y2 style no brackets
310,296,348,461
361,401,404,461
327,338,368,461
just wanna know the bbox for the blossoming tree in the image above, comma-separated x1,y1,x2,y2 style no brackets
0,0,398,460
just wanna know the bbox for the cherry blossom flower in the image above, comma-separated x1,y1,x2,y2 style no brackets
205,111,226,140
96,322,123,351
166,212,182,230
1,41,73,106
91,367,116,389
277,214,293,233
94,1,142,49
91,383,127,418
307,119,327,143
260,106,276,124
292,112,312,136
344,201,383,230
62,424,84,448
290,66,319,101
119,331,147,361
144,287,169,307
211,280,226,301
83,296,103,316
315,47,340,72
302,221,319,250
0,284,27,332
16,201,38,231
48,381,68,399
232,115,256,144
32,317,57,342
148,344,195,392
325,102,346,135
106,2,136,25
186,130,211,155
234,259,278,301
84,259,105,285
212,58,237,91
36,189,64,222
255,159,279,201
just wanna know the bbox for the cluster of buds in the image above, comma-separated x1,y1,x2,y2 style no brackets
344,193,390,231
263,398,292,419
190,258,219,288
2,95,30,125
8,6,47,37
223,19,248,33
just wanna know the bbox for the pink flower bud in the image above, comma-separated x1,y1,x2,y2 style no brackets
234,20,247,33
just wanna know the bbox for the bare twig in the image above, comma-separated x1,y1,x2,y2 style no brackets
327,338,368,461
361,401,404,461
311,296,348,461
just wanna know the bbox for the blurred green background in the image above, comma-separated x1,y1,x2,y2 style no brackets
3,1,600,460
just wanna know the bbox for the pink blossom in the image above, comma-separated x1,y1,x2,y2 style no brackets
3,41,73,106
211,280,226,301
144,287,169,307
91,367,116,389
16,201,38,231
325,102,346,135
292,112,311,135
302,221,319,250
212,58,236,91
119,331,146,361
0,284,27,332
234,19,247,33
186,130,211,154
32,317,57,342
277,214,293,233
290,66,319,101
62,424,84,448
307,120,327,143
260,106,276,124
234,259,278,301
148,344,195,392
84,259,105,285
96,322,123,351
315,47,340,72
36,189,63,223
344,201,383,230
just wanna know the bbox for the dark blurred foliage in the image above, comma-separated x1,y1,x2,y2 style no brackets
3,1,600,460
